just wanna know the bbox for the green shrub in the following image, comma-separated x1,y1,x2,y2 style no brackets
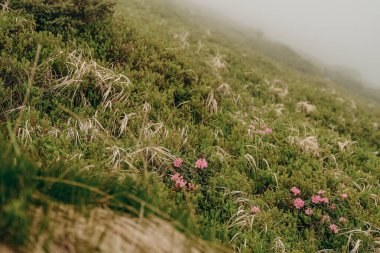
10,0,115,35
0,137,37,245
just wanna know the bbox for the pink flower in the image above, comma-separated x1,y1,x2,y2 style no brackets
329,224,339,234
318,190,326,195
263,127,273,134
195,158,208,169
176,178,187,188
330,204,336,210
290,187,301,196
188,183,196,191
341,193,348,199
171,173,187,189
320,197,329,204
173,158,183,168
293,198,305,209
339,217,347,224
251,206,261,214
305,208,313,216
171,173,180,182
255,127,273,134
311,195,322,204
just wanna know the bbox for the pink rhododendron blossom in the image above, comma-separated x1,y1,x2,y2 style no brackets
290,187,301,196
293,198,305,209
339,217,347,224
311,195,322,204
173,158,183,168
195,158,208,169
176,178,187,188
171,173,187,188
171,173,180,182
305,208,313,216
341,193,348,199
329,224,339,234
263,127,273,134
318,190,326,195
255,127,273,134
320,197,329,204
251,206,261,215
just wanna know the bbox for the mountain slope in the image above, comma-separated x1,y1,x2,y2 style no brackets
1,0,379,252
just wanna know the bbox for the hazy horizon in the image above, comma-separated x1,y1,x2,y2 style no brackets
185,0,380,88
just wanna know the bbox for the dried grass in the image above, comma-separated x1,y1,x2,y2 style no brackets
217,82,232,96
118,112,136,137
288,136,320,156
65,116,106,144
272,103,285,116
106,145,126,169
206,91,218,115
269,80,288,99
173,31,190,49
52,50,130,109
17,120,33,144
215,146,230,163
296,101,316,114
273,237,286,253
209,52,226,73
337,140,356,152
1,1,10,12
142,122,169,141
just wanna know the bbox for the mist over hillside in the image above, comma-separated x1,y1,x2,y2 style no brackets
174,0,380,102
184,0,380,88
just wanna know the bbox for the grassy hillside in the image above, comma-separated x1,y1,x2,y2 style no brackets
1,0,380,252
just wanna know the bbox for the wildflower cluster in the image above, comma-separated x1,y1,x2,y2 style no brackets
169,157,208,191
289,187,349,234
248,124,273,135
170,173,187,188
195,158,208,169
250,206,261,215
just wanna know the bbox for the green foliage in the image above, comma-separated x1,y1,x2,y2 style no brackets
0,0,380,252
10,0,115,34
0,137,36,245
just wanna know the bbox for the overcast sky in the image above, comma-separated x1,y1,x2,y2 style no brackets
186,0,380,87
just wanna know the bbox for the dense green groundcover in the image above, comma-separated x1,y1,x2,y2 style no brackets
1,0,380,252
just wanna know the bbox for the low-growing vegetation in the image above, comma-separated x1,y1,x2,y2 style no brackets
1,0,379,252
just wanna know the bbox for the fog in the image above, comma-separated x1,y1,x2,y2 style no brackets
186,0,380,87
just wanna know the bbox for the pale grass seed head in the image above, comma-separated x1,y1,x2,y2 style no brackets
17,120,33,144
273,237,286,253
337,139,356,152
206,91,218,115
105,145,126,170
296,101,317,114
288,135,320,156
118,112,136,137
217,82,232,96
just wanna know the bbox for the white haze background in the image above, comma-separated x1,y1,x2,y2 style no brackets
186,0,380,87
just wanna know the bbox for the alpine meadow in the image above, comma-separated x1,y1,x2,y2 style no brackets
0,0,380,252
